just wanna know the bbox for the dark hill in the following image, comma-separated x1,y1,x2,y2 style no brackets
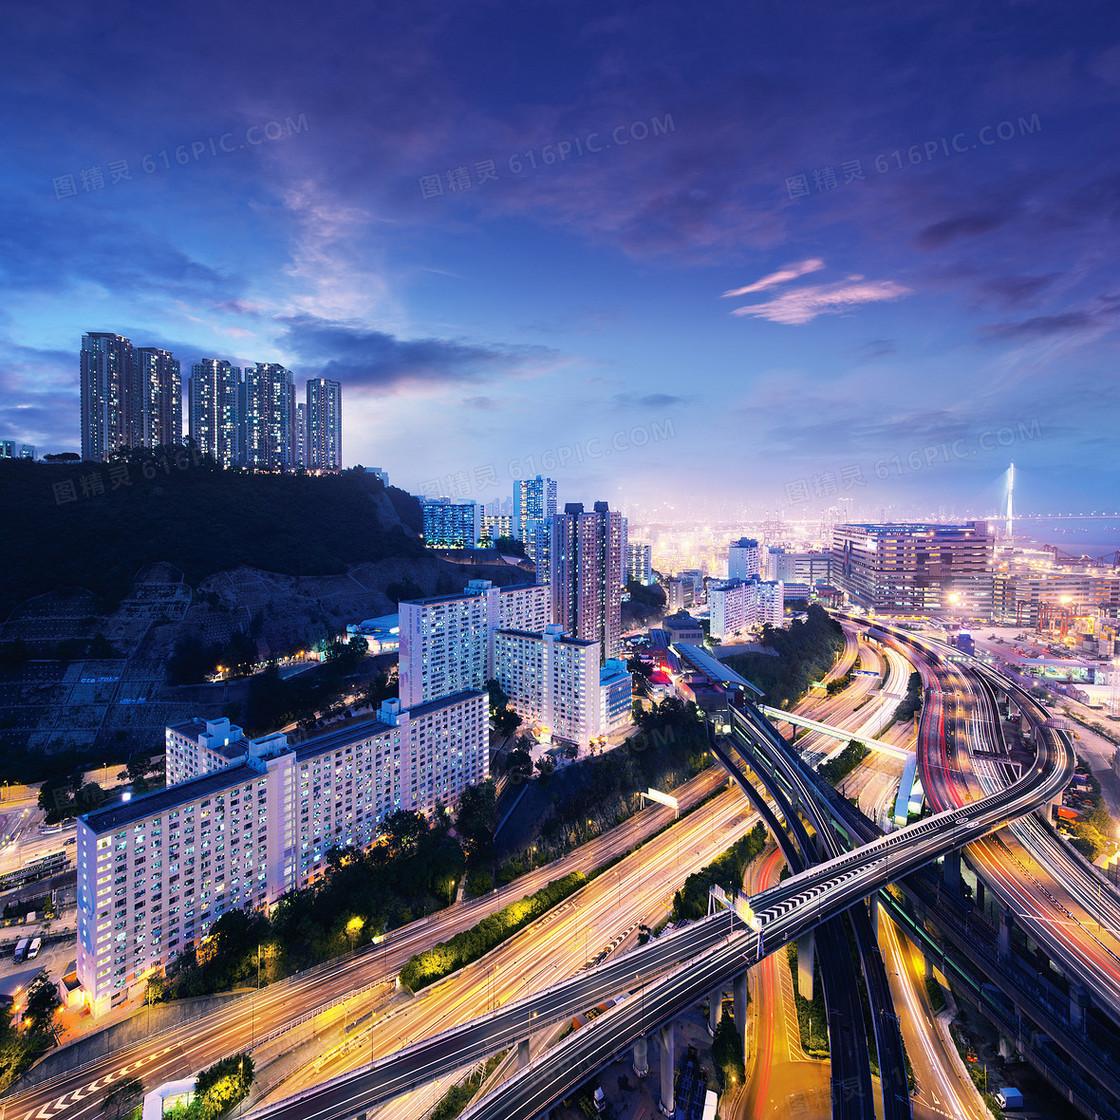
1,456,424,617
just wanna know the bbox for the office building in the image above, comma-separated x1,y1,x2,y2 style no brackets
626,542,653,586
832,522,994,615
397,580,550,707
188,360,241,466
994,571,1120,626
513,476,558,561
728,538,762,580
80,333,136,461
306,378,342,471
421,499,482,549
0,441,35,459
242,363,296,470
708,577,784,639
76,690,486,1017
133,348,182,449
550,502,623,664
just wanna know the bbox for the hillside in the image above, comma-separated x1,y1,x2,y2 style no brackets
0,455,424,617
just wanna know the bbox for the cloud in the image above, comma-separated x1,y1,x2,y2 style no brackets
722,259,825,298
981,310,1098,338
612,392,691,409
730,277,912,325
275,314,563,393
856,339,898,359
915,213,1007,250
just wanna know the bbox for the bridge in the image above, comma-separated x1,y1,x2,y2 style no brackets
248,673,1072,1120
757,705,911,760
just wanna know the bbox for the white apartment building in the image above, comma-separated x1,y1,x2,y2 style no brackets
626,542,653,586
493,626,603,748
397,580,550,707
708,576,785,640
76,690,486,1018
728,538,762,580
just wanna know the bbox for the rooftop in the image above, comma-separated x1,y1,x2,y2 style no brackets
82,761,266,833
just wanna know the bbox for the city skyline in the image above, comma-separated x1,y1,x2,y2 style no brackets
2,1,1118,512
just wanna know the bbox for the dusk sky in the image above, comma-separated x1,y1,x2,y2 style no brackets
5,0,1120,516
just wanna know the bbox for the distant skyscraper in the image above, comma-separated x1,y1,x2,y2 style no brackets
550,501,623,663
242,363,295,469
306,377,342,471
80,332,136,461
513,476,557,561
133,347,182,448
189,360,241,466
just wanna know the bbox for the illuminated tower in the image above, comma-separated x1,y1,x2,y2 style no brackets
1006,460,1015,540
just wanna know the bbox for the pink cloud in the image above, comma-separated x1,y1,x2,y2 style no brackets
731,276,912,324
722,258,825,297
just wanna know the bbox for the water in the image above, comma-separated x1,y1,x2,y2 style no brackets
1013,516,1120,560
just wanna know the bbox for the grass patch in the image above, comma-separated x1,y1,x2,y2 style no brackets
401,872,586,990
925,972,946,1015
786,942,829,1056
817,740,870,786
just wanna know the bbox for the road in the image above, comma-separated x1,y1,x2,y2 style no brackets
4,763,731,1120
879,913,986,1120
264,784,761,1118
740,844,829,1120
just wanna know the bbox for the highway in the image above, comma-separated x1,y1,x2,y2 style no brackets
5,765,730,1120
727,704,910,1120
740,845,830,1120
856,619,1120,1022
262,781,761,1117
422,689,1072,1120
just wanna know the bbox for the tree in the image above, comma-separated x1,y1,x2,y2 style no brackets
126,754,151,782
23,975,62,1040
535,756,556,780
456,781,496,862
44,452,80,462
485,678,510,714
492,536,528,558
711,1009,745,1092
101,1077,143,1120
379,810,428,856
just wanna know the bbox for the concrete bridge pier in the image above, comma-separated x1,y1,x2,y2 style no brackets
999,908,1013,963
658,1023,675,1116
942,849,962,895
797,932,816,1001
734,970,750,1034
868,894,879,938
999,1033,1016,1059
633,1035,649,1077
708,987,721,1035
975,877,986,911
1071,983,1090,1035
517,1038,531,1070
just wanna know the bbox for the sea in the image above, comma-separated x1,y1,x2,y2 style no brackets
1014,515,1120,560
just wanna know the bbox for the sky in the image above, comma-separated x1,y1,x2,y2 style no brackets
4,0,1120,519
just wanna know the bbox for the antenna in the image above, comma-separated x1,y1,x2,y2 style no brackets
1005,460,1015,540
